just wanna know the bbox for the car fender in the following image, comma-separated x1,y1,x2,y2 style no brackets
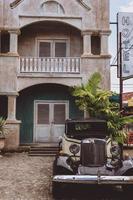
115,159,133,176
56,156,73,173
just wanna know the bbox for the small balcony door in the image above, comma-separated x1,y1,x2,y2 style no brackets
38,39,68,57
34,101,69,142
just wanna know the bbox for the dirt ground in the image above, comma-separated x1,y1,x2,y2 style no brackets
0,149,133,200
0,153,54,200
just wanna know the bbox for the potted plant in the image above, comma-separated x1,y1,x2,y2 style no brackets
0,117,7,153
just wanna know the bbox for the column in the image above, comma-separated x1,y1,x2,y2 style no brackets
7,95,17,120
100,32,109,55
82,31,92,56
0,30,1,53
8,30,20,54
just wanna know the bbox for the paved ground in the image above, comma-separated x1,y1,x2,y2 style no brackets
0,153,54,200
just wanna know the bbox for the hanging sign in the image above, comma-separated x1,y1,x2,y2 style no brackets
118,12,133,78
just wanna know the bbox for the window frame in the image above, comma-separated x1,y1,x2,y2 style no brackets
36,38,70,57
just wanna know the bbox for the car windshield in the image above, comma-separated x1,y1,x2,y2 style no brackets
65,121,108,140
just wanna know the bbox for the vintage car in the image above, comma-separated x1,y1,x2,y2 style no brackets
52,119,133,196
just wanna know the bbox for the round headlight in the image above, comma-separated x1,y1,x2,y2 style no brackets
69,144,80,155
110,143,120,158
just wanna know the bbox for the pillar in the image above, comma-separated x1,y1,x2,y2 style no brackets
82,31,92,56
8,30,20,54
100,32,109,55
7,95,17,120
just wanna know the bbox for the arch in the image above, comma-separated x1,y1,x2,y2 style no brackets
17,83,83,144
17,77,82,92
19,17,82,31
18,82,69,93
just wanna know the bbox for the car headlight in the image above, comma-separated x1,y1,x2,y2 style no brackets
69,144,80,155
110,142,120,158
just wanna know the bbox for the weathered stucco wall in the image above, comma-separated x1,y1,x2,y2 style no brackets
0,0,110,94
1,0,109,30
0,0,110,149
0,55,19,93
81,57,110,89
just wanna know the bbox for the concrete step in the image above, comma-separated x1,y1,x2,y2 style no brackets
30,147,59,150
29,154,56,156
28,146,59,156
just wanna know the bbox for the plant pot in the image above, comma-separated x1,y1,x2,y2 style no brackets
0,138,5,150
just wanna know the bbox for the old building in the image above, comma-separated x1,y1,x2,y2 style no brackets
0,0,111,149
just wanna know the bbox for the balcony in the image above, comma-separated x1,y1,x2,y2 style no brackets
19,57,80,74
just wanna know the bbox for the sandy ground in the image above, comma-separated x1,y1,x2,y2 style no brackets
0,153,54,200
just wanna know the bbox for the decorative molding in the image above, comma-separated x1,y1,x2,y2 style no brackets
76,0,91,11
82,29,111,36
10,0,24,9
41,0,65,15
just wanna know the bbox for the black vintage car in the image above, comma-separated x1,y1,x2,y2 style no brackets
52,119,133,196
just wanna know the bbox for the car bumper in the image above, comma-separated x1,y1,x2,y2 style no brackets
53,175,133,185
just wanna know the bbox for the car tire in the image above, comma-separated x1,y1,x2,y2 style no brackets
52,182,65,199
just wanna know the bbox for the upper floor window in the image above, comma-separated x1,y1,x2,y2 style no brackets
38,39,68,57
0,32,10,54
91,35,101,55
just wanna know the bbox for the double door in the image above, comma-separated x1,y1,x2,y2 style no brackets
34,101,69,142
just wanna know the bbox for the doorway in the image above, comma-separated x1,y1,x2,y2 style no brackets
34,100,69,142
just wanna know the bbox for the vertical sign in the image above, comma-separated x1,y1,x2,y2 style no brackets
118,12,133,78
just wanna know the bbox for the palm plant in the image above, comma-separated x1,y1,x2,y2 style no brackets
0,117,6,138
72,72,133,143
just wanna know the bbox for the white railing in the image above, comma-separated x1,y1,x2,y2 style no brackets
20,57,80,73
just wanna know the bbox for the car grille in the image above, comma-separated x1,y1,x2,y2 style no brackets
80,138,106,167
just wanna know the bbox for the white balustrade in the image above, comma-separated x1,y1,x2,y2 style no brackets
20,57,80,74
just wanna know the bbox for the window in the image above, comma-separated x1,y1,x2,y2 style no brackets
38,39,68,57
37,104,49,124
55,42,66,57
0,32,10,53
39,42,51,57
54,104,66,124
91,35,101,55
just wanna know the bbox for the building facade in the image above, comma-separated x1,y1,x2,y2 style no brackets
0,0,111,149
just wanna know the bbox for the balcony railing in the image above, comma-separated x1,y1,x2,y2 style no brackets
20,57,80,74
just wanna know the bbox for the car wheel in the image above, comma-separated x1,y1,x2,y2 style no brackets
122,170,133,194
52,182,67,199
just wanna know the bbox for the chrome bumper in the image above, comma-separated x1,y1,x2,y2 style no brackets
53,175,133,185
